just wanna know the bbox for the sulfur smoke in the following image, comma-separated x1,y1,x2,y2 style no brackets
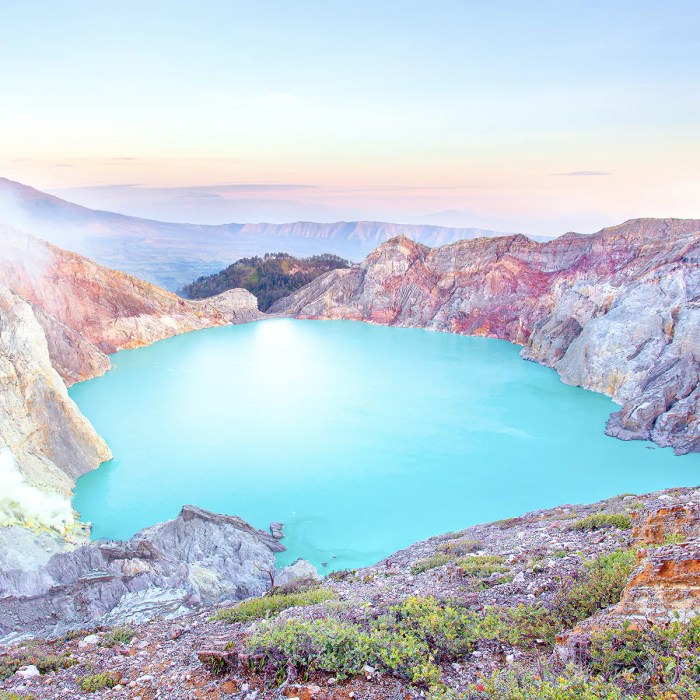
0,447,73,532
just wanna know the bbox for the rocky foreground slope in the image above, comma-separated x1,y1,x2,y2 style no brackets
2,486,699,699
272,218,700,454
0,224,261,536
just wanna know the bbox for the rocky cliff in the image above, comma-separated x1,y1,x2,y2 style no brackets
0,506,285,644
271,218,700,454
0,224,261,535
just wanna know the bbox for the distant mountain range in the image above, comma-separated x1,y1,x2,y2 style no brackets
0,178,517,290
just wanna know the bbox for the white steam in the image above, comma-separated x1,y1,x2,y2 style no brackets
0,447,73,532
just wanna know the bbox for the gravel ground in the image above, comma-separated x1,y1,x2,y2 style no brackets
2,486,695,700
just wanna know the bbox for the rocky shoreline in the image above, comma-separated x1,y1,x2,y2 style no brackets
271,218,700,455
0,223,262,537
1,486,699,699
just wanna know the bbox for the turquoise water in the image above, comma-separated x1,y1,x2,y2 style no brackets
71,319,699,571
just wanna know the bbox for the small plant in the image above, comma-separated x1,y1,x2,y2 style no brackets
0,692,36,700
493,517,520,529
411,553,452,574
99,625,135,647
210,586,335,623
568,512,632,531
0,650,76,681
456,555,507,577
437,538,482,556
411,553,506,576
468,664,632,699
76,671,121,692
662,532,686,545
64,627,100,641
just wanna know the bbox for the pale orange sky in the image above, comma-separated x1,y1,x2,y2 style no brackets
1,1,699,235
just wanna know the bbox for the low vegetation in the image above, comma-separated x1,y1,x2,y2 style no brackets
211,586,335,623
76,671,122,692
410,553,506,576
245,550,636,693
180,252,350,310
462,665,635,699
99,625,135,647
436,538,483,556
567,512,632,531
0,649,76,681
436,617,700,698
0,692,36,700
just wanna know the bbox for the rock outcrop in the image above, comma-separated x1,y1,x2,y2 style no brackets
0,224,261,534
0,506,285,643
271,218,700,454
556,495,700,662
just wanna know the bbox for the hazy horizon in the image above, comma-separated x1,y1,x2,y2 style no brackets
1,1,698,236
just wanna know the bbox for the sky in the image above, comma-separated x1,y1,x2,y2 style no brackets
0,1,698,235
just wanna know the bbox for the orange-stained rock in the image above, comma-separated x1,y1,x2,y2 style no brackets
557,499,700,661
633,502,700,545
615,542,700,622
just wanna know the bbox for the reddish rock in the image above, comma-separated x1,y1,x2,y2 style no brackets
272,219,700,454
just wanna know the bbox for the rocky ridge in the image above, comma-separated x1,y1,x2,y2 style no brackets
0,177,514,289
271,218,700,454
0,506,286,645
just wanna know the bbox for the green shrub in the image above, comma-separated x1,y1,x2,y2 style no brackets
568,513,632,531
437,538,482,556
505,550,636,645
211,586,335,623
587,617,700,692
247,617,373,682
411,553,506,576
76,671,121,692
100,625,135,647
0,650,76,681
467,665,633,699
411,554,452,574
0,692,36,700
247,595,509,687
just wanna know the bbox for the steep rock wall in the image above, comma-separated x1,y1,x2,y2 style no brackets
271,218,700,454
0,224,261,533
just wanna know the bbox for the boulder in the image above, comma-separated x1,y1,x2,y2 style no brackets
275,559,322,590
0,505,285,643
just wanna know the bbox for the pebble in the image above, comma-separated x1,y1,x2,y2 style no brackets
78,634,99,648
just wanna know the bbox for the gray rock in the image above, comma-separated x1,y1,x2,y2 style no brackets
274,558,322,589
16,664,40,678
0,505,285,642
269,522,285,540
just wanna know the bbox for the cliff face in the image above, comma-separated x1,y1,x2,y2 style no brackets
271,218,700,454
0,505,285,643
0,224,261,534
